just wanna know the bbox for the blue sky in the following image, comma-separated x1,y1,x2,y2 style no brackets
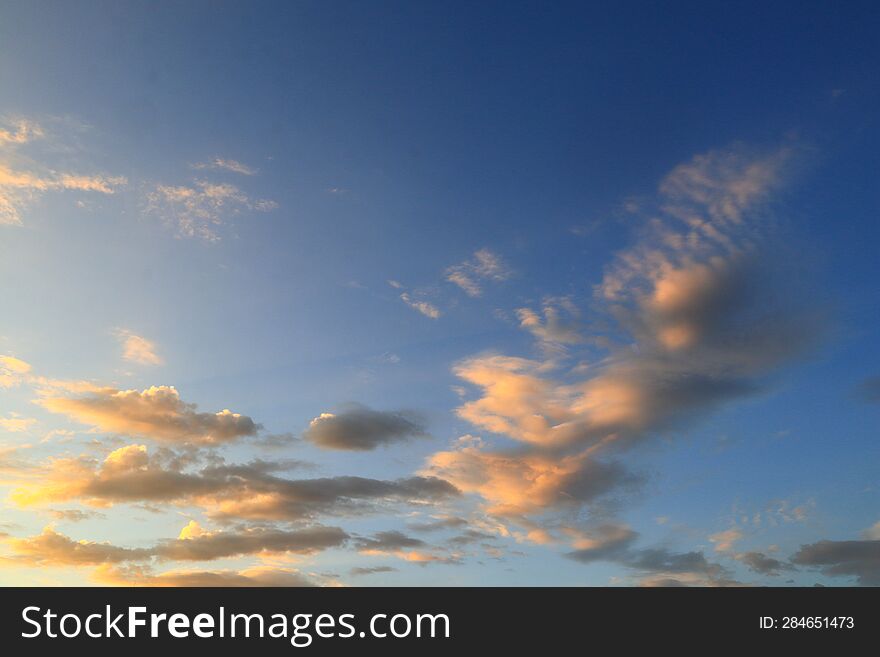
1,1,879,586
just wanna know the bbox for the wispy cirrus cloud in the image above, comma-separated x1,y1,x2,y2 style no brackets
445,248,512,297
191,157,257,176
0,117,126,226
144,180,277,241
400,292,441,319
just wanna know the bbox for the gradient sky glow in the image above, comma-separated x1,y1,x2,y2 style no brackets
2,0,880,587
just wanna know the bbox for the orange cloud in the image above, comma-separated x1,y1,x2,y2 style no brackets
39,385,259,446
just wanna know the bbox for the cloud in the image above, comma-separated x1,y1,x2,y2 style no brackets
424,442,634,517
0,118,43,144
350,565,397,577
47,509,104,523
0,413,36,432
709,528,743,553
39,385,259,446
5,526,151,565
736,551,794,576
191,158,257,176
144,180,277,241
303,405,428,451
445,248,512,297
114,329,163,366
564,524,736,586
0,118,126,225
355,530,426,553
400,292,441,319
0,354,32,388
353,530,459,566
5,521,347,568
425,146,817,536
153,522,348,561
792,538,880,585
565,524,639,562
11,444,459,522
93,564,317,587
516,297,584,347
408,516,469,532
411,146,822,563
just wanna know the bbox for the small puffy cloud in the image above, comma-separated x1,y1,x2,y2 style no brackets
144,180,277,241
114,329,162,366
565,524,638,562
38,385,259,446
191,158,257,176
736,551,794,576
303,405,428,451
400,292,441,319
0,355,32,388
709,528,743,553
445,248,512,297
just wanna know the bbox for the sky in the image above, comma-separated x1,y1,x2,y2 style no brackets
1,0,879,587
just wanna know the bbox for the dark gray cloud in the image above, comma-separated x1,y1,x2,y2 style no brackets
565,524,735,586
566,524,639,563
7,524,349,566
303,405,428,451
6,527,152,565
447,529,497,546
792,539,880,585
154,525,349,561
354,531,426,552
408,516,468,532
737,551,794,576
350,565,397,577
